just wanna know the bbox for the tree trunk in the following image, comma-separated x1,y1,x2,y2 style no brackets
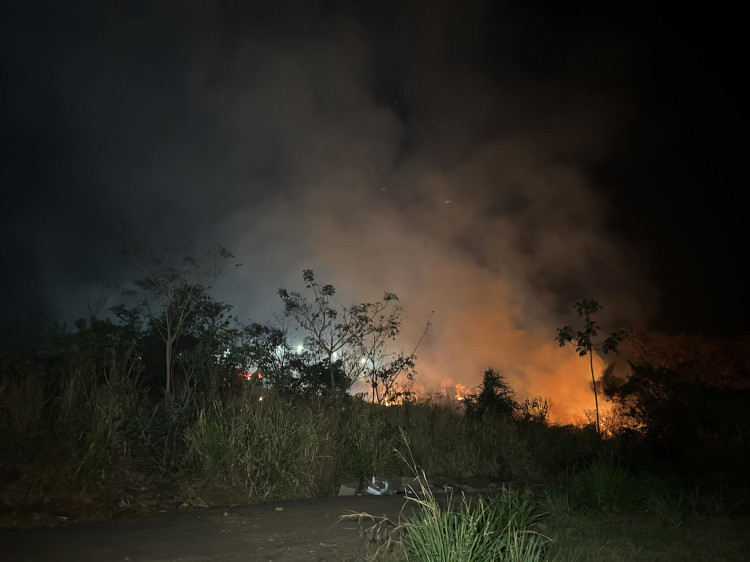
165,310,175,396
589,352,600,434
165,338,173,396
329,358,336,396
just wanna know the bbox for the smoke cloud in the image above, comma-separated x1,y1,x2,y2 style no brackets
2,2,658,421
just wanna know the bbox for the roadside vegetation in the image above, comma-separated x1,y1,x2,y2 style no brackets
1,248,748,560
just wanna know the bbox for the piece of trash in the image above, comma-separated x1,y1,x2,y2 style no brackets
274,506,284,511
338,481,358,496
367,476,397,496
223,511,228,517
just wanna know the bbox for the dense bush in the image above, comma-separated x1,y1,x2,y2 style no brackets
607,363,750,486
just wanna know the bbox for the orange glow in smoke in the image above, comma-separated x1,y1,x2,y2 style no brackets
402,336,609,425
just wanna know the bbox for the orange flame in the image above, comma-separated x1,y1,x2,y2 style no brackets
454,383,471,401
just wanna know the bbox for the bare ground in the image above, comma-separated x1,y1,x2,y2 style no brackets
0,494,418,562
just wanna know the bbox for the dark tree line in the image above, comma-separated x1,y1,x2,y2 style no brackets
604,362,750,477
105,252,422,403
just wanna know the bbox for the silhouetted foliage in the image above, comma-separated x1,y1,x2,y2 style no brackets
555,299,625,433
606,363,750,478
517,396,552,425
114,246,238,396
278,269,414,398
287,357,350,397
231,322,290,393
463,368,519,419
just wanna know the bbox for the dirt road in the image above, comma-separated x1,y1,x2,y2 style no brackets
0,495,416,562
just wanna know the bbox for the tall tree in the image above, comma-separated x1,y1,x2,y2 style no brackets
114,246,237,397
277,269,405,397
555,299,624,434
463,368,519,419
355,311,431,404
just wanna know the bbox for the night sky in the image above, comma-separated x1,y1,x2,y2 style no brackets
1,1,745,420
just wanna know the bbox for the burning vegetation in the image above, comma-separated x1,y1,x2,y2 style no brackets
0,252,747,541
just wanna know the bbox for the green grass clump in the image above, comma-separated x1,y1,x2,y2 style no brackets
401,491,549,561
384,434,550,562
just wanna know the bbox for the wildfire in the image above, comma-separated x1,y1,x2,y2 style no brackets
454,383,471,401
238,370,264,381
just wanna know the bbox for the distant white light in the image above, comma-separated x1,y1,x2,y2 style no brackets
296,344,304,353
